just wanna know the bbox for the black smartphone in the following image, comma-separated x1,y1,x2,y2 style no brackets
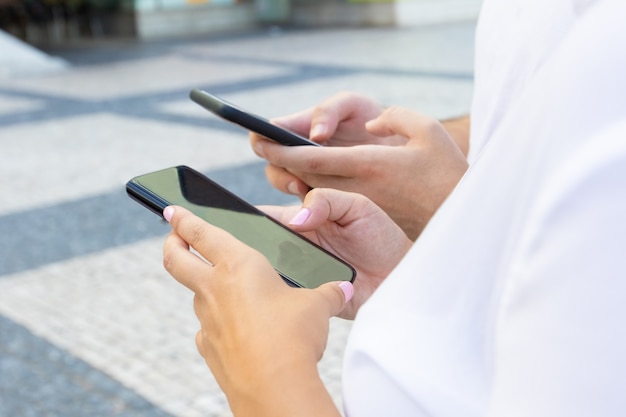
189,89,321,147
126,166,355,288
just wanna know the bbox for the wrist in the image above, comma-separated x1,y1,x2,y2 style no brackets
440,115,470,156
227,359,341,417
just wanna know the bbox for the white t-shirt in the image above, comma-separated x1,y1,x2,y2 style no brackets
342,1,626,416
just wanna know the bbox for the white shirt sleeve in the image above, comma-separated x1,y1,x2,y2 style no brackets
488,121,626,417
343,2,626,416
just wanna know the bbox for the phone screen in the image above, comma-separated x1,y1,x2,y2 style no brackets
127,166,355,288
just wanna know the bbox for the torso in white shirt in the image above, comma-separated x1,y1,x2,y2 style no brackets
342,1,626,416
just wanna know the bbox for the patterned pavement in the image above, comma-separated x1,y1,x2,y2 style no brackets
0,22,475,417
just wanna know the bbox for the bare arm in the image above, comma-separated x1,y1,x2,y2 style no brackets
441,115,471,156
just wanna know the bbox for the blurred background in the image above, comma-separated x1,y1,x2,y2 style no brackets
0,0,482,45
0,1,481,416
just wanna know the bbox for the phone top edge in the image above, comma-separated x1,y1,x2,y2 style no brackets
190,88,225,113
126,179,172,219
189,89,321,147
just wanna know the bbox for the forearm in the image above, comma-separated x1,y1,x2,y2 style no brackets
441,115,470,156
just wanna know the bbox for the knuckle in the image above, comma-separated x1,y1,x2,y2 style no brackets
356,159,381,178
318,285,347,315
162,250,174,272
383,105,403,117
303,153,326,172
335,90,354,102
195,330,206,357
178,216,207,250
424,118,444,135
189,223,208,249
162,237,178,273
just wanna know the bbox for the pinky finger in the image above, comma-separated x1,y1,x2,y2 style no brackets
265,164,309,198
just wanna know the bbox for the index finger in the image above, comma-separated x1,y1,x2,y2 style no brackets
254,140,373,178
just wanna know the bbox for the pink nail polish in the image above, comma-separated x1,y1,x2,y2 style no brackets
289,208,310,226
163,206,175,223
338,281,354,303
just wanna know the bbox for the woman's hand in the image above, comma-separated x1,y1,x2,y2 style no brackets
162,205,350,417
161,187,411,414
250,92,397,195
252,102,468,240
266,91,404,147
260,188,412,319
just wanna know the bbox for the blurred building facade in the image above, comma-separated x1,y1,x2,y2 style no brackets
0,0,482,45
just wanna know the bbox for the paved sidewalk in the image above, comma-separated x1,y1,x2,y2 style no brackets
0,22,476,417
0,30,69,78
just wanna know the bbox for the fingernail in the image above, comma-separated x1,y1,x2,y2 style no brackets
310,123,326,139
163,206,175,223
287,181,299,195
253,141,265,157
338,281,354,303
289,207,310,226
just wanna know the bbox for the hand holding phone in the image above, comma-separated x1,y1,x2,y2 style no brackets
190,89,321,147
126,166,355,288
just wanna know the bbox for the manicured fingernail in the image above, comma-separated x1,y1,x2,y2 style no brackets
338,281,354,303
310,123,326,139
287,181,299,195
163,206,175,223
289,207,310,226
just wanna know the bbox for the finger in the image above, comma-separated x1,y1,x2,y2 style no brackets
164,206,243,270
308,92,371,142
271,94,355,143
366,106,441,141
270,108,316,138
264,164,310,197
315,281,354,318
195,329,204,355
195,329,211,362
288,188,371,231
308,99,344,142
305,188,369,225
257,204,302,226
249,133,274,159
260,142,372,179
163,230,213,292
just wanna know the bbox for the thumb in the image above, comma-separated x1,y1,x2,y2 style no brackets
315,281,354,317
366,106,437,141
288,188,367,232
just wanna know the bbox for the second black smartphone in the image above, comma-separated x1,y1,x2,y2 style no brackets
126,166,355,289
190,89,320,147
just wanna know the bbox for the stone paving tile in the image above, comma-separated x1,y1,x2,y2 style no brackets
0,113,256,216
0,238,352,416
0,22,476,416
0,313,176,417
